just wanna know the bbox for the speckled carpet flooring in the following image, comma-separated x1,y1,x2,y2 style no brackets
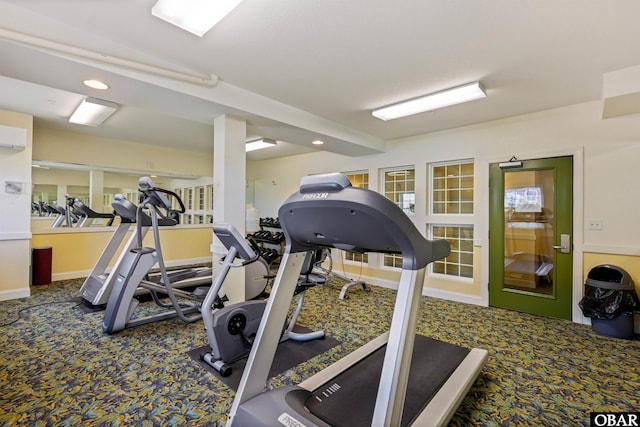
1,277,638,426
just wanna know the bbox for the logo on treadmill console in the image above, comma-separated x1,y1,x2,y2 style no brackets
302,192,329,200
277,413,307,427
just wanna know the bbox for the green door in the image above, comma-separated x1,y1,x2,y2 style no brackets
489,156,573,320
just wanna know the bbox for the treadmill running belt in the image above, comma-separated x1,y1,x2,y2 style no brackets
305,334,469,427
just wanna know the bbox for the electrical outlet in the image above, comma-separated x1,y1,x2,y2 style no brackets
587,219,603,230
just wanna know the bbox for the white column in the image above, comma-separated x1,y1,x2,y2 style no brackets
56,184,67,209
89,169,104,211
212,115,247,303
0,118,32,299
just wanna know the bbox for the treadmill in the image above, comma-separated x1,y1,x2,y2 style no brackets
226,172,488,427
71,198,116,227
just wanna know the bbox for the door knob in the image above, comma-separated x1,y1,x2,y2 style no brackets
553,234,571,253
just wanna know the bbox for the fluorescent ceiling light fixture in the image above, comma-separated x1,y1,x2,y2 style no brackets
312,139,324,145
152,0,243,37
372,81,486,121
246,138,277,152
69,97,118,127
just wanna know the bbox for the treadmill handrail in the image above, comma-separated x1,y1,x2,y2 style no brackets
72,199,115,219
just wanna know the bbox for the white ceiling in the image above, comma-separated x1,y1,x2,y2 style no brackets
1,0,640,161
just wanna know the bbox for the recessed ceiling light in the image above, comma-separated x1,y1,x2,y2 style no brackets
83,79,109,90
312,139,324,145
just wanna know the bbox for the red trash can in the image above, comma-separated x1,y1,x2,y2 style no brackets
32,246,52,286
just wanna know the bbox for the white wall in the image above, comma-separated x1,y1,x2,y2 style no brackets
0,110,33,298
248,100,640,320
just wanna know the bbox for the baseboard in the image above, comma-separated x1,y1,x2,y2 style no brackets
51,257,212,282
421,288,485,306
52,270,92,281
344,273,484,307
0,287,31,301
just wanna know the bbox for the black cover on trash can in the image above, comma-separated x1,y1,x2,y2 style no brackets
579,265,640,320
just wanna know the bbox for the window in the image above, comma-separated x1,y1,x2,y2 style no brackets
429,160,474,279
196,186,205,211
206,184,214,211
172,188,183,211
185,188,193,211
431,225,474,278
343,170,369,264
382,167,415,215
345,170,369,189
381,166,415,267
432,162,473,214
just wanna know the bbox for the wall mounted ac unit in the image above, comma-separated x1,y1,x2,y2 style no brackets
0,125,27,151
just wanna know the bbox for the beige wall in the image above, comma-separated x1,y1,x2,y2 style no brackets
583,253,640,297
31,226,213,281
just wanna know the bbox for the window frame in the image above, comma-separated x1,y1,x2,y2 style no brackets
380,165,416,269
427,159,475,281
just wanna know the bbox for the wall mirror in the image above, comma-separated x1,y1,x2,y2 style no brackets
31,161,214,227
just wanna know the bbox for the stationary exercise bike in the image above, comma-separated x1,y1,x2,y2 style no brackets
200,223,325,377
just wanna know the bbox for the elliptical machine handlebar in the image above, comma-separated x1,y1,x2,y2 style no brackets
138,176,186,214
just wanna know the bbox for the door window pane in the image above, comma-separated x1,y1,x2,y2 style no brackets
503,169,555,295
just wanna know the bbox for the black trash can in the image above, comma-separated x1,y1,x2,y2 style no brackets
31,246,52,286
579,264,639,339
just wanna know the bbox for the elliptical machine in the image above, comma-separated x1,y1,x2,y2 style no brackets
102,177,208,334
200,223,325,377
81,194,212,307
